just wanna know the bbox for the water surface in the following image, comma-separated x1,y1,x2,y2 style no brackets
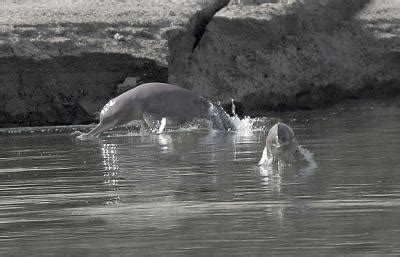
0,99,399,256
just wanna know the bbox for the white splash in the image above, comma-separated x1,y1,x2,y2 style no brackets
297,145,318,172
229,99,268,135
231,115,259,135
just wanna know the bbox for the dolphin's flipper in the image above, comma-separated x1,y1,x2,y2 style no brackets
258,147,268,166
143,112,166,134
156,117,167,134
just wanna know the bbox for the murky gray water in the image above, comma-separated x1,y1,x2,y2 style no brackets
1,100,399,256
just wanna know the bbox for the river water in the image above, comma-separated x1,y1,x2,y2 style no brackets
0,99,399,256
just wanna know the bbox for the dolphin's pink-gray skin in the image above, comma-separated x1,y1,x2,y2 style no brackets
79,83,235,138
258,122,300,165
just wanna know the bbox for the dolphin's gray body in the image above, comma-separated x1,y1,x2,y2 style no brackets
78,83,235,138
258,122,300,165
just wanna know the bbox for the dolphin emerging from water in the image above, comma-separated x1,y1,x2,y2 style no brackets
258,122,301,166
74,82,235,138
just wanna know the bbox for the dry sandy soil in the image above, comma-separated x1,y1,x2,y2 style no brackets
0,0,215,64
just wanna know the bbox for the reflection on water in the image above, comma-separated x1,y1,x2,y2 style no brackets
0,99,400,256
102,143,120,205
259,144,318,194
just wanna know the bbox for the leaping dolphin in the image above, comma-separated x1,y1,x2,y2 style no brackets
74,82,235,138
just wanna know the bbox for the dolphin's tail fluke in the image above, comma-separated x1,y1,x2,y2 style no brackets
208,102,236,131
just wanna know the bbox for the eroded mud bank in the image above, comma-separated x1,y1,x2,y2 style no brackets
0,54,167,126
0,0,399,126
169,0,400,113
0,0,227,127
